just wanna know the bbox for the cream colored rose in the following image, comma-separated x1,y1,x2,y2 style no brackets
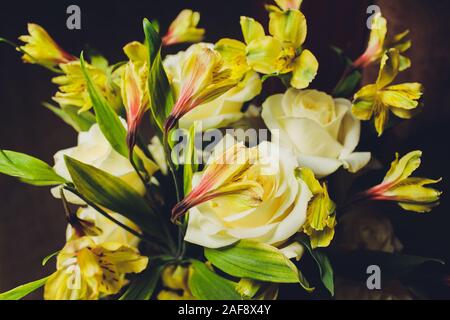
183,135,312,248
164,43,262,130
51,121,144,204
66,206,140,248
262,88,371,177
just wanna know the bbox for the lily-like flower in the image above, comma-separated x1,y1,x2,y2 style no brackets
362,150,442,213
353,12,411,71
162,9,205,46
52,60,122,113
121,61,149,151
352,48,423,136
44,237,148,300
163,47,238,132
171,140,261,222
299,168,336,248
18,23,76,68
216,10,317,89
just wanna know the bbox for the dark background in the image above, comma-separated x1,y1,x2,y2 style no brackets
1,0,450,299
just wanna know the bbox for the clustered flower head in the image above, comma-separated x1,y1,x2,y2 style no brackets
0,3,445,301
215,0,318,89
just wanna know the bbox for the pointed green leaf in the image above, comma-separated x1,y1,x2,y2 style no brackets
64,156,163,240
205,240,300,283
44,102,96,132
41,251,60,266
144,18,174,131
0,276,50,300
297,234,334,295
0,150,66,186
183,124,199,194
120,258,169,300
188,260,241,300
80,53,128,157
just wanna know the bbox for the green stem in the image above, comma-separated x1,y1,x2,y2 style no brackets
63,186,173,254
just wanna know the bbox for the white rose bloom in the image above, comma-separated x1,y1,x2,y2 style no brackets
163,43,262,130
51,121,145,204
66,206,140,248
182,135,312,249
262,88,371,177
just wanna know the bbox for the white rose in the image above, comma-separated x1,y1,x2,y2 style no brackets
262,88,371,177
51,121,144,204
66,206,140,248
164,43,262,130
183,135,312,249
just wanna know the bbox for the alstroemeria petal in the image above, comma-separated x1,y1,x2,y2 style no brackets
379,90,419,110
290,49,318,89
240,16,265,44
374,107,389,136
376,48,400,88
269,9,307,48
246,36,283,74
382,150,422,185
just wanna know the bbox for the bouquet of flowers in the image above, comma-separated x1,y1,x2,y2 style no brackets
0,0,443,300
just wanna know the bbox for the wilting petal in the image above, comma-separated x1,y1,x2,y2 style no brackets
374,107,389,137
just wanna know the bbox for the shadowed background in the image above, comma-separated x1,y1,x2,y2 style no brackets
1,0,449,299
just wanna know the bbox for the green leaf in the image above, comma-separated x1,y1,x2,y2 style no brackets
297,234,334,295
0,150,66,186
44,102,96,132
80,53,128,157
144,18,174,131
143,18,161,64
41,251,60,266
64,156,164,240
183,124,199,194
333,69,362,98
120,259,169,300
0,276,49,300
330,250,445,279
188,260,241,300
204,241,300,283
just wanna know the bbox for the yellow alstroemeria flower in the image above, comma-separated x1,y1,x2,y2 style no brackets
171,140,261,222
216,11,317,89
162,9,205,46
299,168,336,248
157,265,195,300
19,23,76,68
164,47,238,132
52,60,122,113
353,12,411,71
352,48,423,136
363,150,442,213
44,237,148,300
121,61,149,150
